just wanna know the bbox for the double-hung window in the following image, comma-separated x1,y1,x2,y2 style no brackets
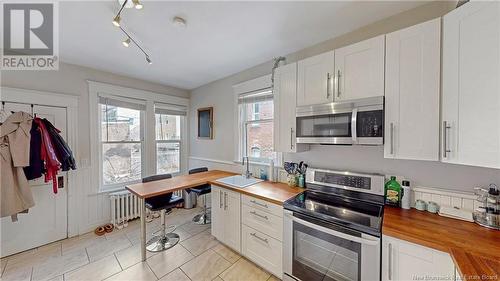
99,97,145,189
238,88,275,163
155,104,186,175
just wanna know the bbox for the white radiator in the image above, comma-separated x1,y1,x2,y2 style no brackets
109,190,140,229
109,190,184,229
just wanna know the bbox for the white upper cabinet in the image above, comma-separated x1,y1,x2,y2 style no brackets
442,1,500,169
384,18,441,161
297,51,335,106
274,63,308,153
334,35,385,101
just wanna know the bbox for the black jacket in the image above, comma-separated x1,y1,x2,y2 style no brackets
24,121,44,180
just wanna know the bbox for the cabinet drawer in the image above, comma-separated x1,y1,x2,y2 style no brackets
242,225,282,277
242,204,283,241
241,195,283,217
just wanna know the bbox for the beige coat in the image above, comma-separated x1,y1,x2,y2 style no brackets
1,111,35,220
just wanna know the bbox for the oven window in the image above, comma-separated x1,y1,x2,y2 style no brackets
292,221,361,281
296,113,351,138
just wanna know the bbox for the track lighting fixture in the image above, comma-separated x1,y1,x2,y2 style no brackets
112,15,121,27
132,0,143,10
113,0,150,65
122,37,131,47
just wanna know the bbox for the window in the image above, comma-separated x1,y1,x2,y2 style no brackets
155,104,186,175
99,98,144,189
238,89,275,163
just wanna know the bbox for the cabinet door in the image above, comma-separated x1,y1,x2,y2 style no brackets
384,18,441,161
297,51,335,106
274,63,308,153
382,236,455,281
442,1,500,169
335,35,385,101
210,185,224,241
223,189,241,252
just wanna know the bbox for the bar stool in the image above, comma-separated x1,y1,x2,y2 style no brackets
188,167,211,225
142,174,184,252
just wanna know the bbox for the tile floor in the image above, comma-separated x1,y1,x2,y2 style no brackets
0,207,280,281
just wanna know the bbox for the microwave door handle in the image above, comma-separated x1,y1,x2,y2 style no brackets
288,212,379,246
351,108,358,143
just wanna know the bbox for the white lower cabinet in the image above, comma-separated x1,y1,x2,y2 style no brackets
212,189,283,278
241,225,282,277
382,235,455,281
210,185,241,252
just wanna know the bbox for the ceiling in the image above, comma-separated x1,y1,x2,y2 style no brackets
60,1,426,90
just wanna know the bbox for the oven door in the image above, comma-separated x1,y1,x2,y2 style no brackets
283,210,380,281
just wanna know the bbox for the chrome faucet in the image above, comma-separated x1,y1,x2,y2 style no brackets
242,156,252,179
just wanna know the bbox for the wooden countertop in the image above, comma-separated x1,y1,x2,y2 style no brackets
209,179,304,206
126,170,236,198
126,169,303,205
383,207,500,280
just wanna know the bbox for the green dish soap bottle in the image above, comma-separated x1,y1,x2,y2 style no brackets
385,176,401,207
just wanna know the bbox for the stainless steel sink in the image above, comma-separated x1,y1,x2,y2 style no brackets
215,175,263,188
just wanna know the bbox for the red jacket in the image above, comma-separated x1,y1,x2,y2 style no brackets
35,118,60,193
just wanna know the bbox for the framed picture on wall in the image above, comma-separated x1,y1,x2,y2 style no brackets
197,107,213,139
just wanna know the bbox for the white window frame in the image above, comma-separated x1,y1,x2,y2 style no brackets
98,102,145,190
233,75,280,165
88,81,189,193
155,113,184,175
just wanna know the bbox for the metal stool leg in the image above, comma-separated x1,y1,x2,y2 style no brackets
193,193,211,225
146,209,180,252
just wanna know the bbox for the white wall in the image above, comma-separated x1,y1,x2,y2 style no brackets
189,1,500,193
1,62,189,234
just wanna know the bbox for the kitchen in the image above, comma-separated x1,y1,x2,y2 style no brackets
1,1,499,281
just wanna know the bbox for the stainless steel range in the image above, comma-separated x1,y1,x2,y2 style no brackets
283,168,385,281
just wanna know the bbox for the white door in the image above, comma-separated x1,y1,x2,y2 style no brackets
1,104,68,257
274,63,308,153
384,18,441,161
223,189,241,252
334,35,385,101
210,185,223,240
382,236,455,281
442,1,500,168
297,51,335,106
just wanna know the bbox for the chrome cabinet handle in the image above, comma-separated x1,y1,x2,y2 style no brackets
388,243,393,280
326,73,334,99
390,123,395,155
250,200,268,208
250,211,268,220
336,70,341,98
443,121,451,158
251,232,268,243
219,190,223,208
224,193,228,210
290,128,294,150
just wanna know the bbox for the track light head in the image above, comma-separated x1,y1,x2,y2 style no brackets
146,56,152,65
112,15,121,27
132,0,143,9
122,37,131,47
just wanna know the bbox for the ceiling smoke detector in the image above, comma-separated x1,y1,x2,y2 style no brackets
172,16,187,28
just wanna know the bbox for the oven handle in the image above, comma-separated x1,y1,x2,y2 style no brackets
286,212,380,246
351,108,358,143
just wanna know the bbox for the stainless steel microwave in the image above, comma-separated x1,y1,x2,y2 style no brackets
295,96,384,145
